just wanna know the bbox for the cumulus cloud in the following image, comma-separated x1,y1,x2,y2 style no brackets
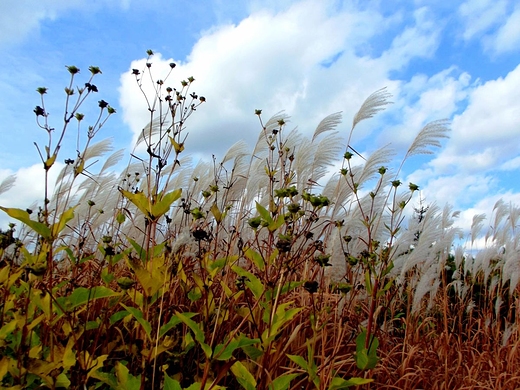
118,0,447,163
458,0,508,41
0,163,63,228
434,63,520,170
486,6,520,55
402,63,520,215
458,0,520,56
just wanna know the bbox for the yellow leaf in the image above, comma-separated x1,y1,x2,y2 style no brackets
119,189,151,218
210,203,223,224
0,356,8,380
63,338,77,370
0,207,51,239
151,189,182,220
44,153,57,170
86,354,108,377
169,136,185,154
51,206,76,238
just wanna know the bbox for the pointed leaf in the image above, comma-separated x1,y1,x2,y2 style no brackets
175,312,212,358
56,286,118,312
51,206,76,238
0,207,51,239
210,203,223,224
164,373,182,390
214,335,260,361
169,136,185,154
328,377,373,389
269,373,300,390
232,266,265,299
44,153,57,170
268,214,285,232
256,201,272,224
244,248,265,271
160,312,197,338
119,189,151,218
152,189,182,219
121,304,152,341
231,361,257,390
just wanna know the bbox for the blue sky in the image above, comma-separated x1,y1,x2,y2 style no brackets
0,0,519,234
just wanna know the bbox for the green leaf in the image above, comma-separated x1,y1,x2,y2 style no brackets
364,271,372,295
128,238,146,261
263,304,302,345
188,287,202,302
231,361,257,390
159,312,196,338
268,213,285,232
55,372,72,388
232,266,265,299
0,207,51,239
241,344,263,360
244,247,265,271
115,361,141,390
328,377,373,389
287,354,308,370
120,304,152,341
175,312,212,358
63,338,76,370
0,319,17,340
214,335,260,361
110,310,130,325
56,286,118,313
354,330,379,370
269,373,300,390
163,373,182,390
255,201,272,224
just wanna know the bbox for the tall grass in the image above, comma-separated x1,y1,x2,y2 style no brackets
0,52,519,389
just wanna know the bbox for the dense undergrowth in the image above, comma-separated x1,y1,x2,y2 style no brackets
0,52,519,389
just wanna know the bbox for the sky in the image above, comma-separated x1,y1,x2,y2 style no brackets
0,0,519,237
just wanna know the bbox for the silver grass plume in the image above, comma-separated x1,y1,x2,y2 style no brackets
83,138,114,162
405,119,450,158
312,112,342,141
308,132,343,183
100,149,125,174
351,88,392,131
222,140,250,165
252,111,289,157
0,175,16,195
135,116,167,148
470,213,487,246
356,145,395,186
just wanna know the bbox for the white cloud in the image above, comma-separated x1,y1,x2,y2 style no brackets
0,163,63,228
458,0,508,41
434,63,520,171
400,63,520,218
119,1,447,162
380,7,441,69
458,0,520,56
486,6,520,55
377,67,471,151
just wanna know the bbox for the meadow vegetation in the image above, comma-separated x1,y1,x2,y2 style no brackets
0,51,519,389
